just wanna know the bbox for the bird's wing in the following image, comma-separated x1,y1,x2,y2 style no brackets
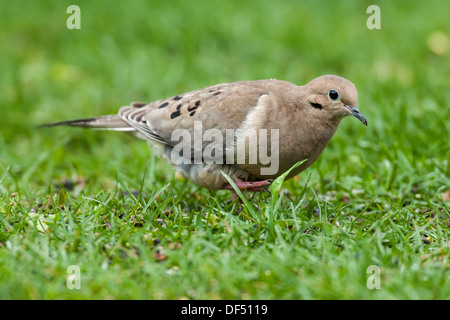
118,81,276,148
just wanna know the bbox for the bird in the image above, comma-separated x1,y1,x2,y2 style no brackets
40,75,367,191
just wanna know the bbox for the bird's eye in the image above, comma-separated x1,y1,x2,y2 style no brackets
328,89,340,101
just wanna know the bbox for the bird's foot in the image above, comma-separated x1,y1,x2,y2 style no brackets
224,180,273,214
222,179,273,192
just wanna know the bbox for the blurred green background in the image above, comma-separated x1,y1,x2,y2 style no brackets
0,0,449,191
0,0,449,299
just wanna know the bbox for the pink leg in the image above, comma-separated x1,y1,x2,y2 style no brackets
222,179,273,191
224,180,273,214
229,192,243,203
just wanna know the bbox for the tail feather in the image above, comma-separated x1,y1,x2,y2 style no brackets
37,115,135,132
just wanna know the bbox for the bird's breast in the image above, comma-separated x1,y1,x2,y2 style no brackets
263,114,338,179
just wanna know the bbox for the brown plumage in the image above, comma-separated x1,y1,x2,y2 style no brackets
40,75,367,190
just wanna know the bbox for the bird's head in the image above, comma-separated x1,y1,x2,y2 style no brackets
305,75,367,126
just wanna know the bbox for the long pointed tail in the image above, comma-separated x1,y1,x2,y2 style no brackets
37,115,135,132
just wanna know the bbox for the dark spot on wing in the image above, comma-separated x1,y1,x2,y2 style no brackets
170,110,181,119
187,100,201,112
159,102,169,109
213,91,221,96
190,111,196,117
173,96,182,101
176,104,183,110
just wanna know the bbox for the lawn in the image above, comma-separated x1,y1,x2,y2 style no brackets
0,0,449,299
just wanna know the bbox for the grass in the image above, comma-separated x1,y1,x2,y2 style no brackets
0,0,449,299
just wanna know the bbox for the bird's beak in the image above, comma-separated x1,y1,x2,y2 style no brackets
347,106,367,126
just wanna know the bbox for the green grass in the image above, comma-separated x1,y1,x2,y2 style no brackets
0,0,449,299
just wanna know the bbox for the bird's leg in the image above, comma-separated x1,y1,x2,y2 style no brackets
224,180,273,212
222,179,274,191
228,191,244,204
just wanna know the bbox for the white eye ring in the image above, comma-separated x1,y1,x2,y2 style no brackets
328,89,340,101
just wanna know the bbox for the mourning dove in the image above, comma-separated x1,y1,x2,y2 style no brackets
40,75,367,190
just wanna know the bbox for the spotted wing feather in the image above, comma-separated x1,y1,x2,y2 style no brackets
118,81,270,149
